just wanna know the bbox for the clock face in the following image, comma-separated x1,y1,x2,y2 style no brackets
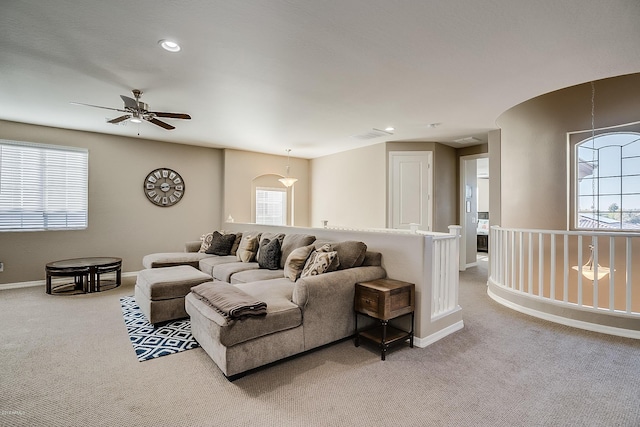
144,168,185,207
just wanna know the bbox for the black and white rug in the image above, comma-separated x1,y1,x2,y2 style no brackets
120,296,199,362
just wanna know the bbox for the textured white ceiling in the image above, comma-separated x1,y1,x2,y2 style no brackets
1,0,639,158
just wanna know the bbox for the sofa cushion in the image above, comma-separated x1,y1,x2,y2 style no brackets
213,261,259,283
231,268,286,285
283,243,315,281
142,252,212,269
189,278,301,347
236,233,261,262
279,234,316,269
198,255,239,277
205,231,236,256
301,249,337,278
199,232,214,253
136,265,212,300
316,240,367,270
257,238,281,270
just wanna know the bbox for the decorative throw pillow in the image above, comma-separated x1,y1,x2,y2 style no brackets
198,232,214,253
205,231,236,256
256,233,285,260
315,243,340,271
257,238,281,270
284,243,315,281
229,232,243,256
236,234,260,262
300,250,337,278
279,234,316,269
330,241,367,270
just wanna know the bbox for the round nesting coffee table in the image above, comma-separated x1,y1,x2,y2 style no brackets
46,257,122,295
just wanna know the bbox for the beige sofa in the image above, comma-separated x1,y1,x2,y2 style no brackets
140,231,387,379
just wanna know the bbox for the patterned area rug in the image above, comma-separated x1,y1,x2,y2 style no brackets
120,296,199,361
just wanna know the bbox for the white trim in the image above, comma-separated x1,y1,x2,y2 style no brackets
414,320,464,348
0,271,139,291
431,305,462,322
487,287,640,340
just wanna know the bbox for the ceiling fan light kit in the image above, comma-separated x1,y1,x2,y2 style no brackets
71,89,191,130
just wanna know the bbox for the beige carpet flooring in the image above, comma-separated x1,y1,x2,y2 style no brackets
1,261,639,426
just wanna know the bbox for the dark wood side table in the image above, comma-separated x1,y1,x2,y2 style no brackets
46,257,122,295
354,278,415,360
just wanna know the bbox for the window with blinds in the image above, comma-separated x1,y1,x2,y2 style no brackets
0,140,88,231
255,187,286,225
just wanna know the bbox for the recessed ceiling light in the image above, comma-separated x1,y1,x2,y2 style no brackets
158,39,181,52
385,127,395,132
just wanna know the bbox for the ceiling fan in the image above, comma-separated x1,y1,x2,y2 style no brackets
71,89,191,130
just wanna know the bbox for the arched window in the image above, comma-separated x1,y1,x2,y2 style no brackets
576,132,640,230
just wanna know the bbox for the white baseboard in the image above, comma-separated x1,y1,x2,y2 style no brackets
414,320,465,348
487,288,640,340
0,271,139,291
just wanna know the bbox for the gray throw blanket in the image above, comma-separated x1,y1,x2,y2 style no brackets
191,281,267,319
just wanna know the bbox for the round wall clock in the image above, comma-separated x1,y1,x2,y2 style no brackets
143,168,185,207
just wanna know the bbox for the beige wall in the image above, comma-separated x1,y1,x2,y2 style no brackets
496,73,640,229
224,149,310,227
310,143,386,229
0,120,223,284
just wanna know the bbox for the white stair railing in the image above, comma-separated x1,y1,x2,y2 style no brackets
490,226,639,316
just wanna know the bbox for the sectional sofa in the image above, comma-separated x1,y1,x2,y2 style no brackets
138,230,387,379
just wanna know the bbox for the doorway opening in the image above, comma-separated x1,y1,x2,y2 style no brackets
459,154,489,270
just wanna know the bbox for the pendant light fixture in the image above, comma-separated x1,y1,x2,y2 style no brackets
278,149,298,188
572,82,610,281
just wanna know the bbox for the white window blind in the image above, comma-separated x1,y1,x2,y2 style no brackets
255,187,286,225
0,140,88,231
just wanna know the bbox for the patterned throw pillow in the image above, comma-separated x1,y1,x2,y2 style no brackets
257,238,281,270
199,232,214,253
284,244,315,281
316,243,340,271
300,250,337,278
236,234,260,263
205,231,236,256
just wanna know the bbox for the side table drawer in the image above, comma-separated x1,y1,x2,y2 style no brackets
355,288,380,315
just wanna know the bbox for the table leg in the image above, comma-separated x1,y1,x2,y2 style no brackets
381,320,388,361
89,267,96,293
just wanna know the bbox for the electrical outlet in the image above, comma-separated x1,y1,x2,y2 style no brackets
0,262,4,272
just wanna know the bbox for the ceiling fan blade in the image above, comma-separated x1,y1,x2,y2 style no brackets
70,102,127,113
150,112,191,120
147,117,175,130
120,95,139,110
107,115,131,124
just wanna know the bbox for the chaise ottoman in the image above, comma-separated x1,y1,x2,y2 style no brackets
135,265,212,325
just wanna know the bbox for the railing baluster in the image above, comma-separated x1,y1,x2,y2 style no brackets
627,237,632,314
519,231,524,292
563,234,568,303
577,235,583,307
593,236,599,310
550,234,556,301
609,236,615,312
511,230,516,289
539,233,544,297
528,232,533,295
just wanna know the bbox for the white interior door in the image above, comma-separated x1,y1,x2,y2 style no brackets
389,151,433,231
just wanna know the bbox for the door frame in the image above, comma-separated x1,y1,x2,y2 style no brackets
459,153,488,270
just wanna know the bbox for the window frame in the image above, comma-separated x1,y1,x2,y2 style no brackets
255,186,287,226
572,128,640,232
0,139,89,232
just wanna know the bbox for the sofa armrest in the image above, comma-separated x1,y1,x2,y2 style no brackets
292,265,386,350
185,240,202,253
